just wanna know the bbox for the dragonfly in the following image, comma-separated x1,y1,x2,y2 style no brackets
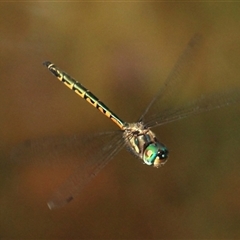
13,34,240,209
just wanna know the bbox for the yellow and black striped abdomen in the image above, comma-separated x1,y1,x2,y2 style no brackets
44,61,125,129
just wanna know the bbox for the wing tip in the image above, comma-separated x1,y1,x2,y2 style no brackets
47,196,74,210
47,201,56,210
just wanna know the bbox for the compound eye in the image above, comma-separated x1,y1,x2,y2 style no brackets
143,143,159,165
158,148,168,160
143,143,168,167
154,147,168,168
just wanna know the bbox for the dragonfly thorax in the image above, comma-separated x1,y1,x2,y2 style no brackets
123,122,168,168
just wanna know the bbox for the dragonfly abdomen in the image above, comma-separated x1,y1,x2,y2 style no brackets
44,61,125,129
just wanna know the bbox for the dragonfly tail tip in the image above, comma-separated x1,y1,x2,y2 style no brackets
43,61,51,67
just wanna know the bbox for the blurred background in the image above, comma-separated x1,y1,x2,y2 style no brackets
1,2,240,239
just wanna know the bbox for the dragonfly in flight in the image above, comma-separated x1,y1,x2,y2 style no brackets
12,34,240,209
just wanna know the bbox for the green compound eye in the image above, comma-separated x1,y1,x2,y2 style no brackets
143,143,159,165
143,143,169,166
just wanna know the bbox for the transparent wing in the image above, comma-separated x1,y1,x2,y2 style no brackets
11,131,125,209
139,34,203,122
11,134,97,166
47,131,124,209
146,89,240,128
140,34,240,128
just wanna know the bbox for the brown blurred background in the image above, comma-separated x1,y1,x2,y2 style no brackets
1,2,240,239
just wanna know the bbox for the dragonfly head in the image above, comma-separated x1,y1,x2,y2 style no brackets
143,142,168,168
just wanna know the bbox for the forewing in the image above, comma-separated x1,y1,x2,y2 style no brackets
10,131,124,209
140,34,240,128
47,131,124,209
140,34,203,123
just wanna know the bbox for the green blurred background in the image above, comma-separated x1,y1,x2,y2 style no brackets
1,2,240,239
